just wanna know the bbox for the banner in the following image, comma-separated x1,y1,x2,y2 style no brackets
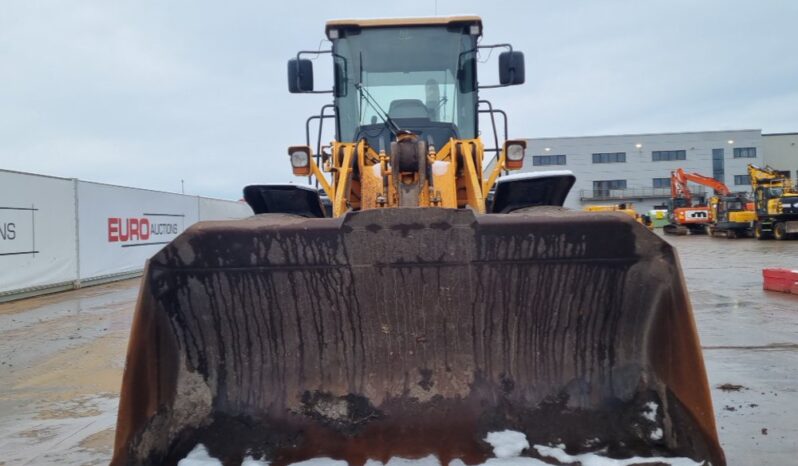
0,171,78,294
1,170,253,298
77,181,200,280
199,196,252,221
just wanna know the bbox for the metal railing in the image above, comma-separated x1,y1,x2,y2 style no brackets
579,187,707,201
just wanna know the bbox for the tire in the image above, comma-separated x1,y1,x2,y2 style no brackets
774,222,787,240
754,223,770,240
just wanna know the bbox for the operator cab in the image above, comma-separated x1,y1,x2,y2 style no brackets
288,16,525,153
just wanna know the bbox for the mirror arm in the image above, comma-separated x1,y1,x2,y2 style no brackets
294,50,335,94
476,43,520,89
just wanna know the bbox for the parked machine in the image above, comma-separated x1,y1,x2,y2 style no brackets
664,168,753,237
111,17,724,466
663,169,712,235
706,192,756,238
583,203,653,229
748,164,798,240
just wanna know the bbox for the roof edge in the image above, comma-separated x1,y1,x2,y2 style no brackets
326,15,481,30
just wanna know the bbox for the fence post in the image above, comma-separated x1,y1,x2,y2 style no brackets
72,178,82,290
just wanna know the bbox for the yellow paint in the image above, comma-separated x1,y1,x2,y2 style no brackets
304,137,509,217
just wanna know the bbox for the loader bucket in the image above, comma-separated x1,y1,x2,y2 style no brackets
111,207,724,466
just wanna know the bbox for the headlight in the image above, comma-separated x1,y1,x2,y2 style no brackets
506,143,525,161
290,150,309,168
287,145,313,176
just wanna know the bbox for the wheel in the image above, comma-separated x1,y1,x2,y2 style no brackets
774,222,788,240
754,222,771,240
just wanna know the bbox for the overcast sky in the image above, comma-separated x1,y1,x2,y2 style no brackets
1,1,796,199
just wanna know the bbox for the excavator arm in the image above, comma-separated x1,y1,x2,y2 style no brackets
676,168,731,196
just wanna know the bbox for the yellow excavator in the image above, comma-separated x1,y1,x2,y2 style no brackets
748,164,798,240
111,17,724,466
583,203,654,230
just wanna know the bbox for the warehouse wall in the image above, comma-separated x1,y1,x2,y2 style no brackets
483,129,764,213
0,169,252,301
529,130,762,212
763,133,798,182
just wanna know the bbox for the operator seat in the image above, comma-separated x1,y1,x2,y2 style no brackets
388,99,429,119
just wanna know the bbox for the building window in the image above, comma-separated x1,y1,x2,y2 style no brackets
532,154,566,166
653,178,670,189
733,147,757,158
734,175,751,185
592,152,626,163
652,150,686,161
593,179,627,197
712,148,725,182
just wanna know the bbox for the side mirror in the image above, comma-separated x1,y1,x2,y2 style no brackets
499,51,525,86
288,58,314,93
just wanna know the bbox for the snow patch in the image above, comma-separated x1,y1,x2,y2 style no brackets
288,459,348,466
364,456,441,466
177,444,222,466
485,430,530,458
242,457,270,466
480,457,549,466
642,402,658,422
533,444,703,466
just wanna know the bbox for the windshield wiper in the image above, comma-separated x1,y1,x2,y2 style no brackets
355,82,402,136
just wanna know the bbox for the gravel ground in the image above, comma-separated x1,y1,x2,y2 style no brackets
0,232,795,465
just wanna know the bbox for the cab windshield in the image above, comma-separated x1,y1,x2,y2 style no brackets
332,26,477,147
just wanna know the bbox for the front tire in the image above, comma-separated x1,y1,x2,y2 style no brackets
774,222,788,240
754,222,770,240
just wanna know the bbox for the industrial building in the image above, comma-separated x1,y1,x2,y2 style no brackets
495,129,771,212
762,132,798,181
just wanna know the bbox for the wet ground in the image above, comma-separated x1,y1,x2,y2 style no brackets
0,233,795,465
664,233,798,465
0,280,137,465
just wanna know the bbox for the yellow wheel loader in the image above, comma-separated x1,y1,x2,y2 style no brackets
111,16,724,466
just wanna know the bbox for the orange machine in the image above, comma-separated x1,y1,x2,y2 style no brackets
664,168,730,235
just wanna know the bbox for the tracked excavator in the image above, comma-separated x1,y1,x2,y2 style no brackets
663,168,754,237
111,17,724,466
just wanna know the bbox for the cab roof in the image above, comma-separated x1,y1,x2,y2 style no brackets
325,15,482,39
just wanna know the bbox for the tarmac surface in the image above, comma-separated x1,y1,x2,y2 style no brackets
0,232,795,465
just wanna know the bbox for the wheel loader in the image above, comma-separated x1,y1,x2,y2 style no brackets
111,16,724,466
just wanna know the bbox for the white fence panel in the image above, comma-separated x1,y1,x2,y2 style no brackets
198,197,252,221
77,182,200,281
0,170,78,295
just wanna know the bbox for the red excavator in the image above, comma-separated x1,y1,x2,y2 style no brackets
664,168,730,235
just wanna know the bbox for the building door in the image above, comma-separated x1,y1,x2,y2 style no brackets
712,149,724,183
